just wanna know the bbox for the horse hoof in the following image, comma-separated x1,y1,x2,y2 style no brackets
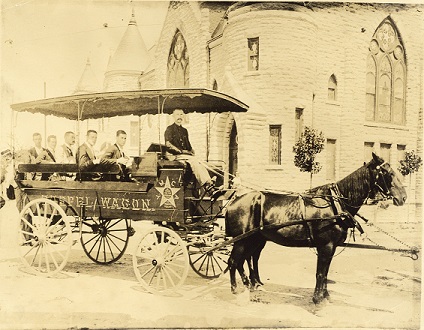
231,287,237,294
312,296,323,305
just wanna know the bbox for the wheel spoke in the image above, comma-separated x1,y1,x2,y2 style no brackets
137,261,153,268
102,237,107,263
106,234,123,253
36,203,42,217
211,254,224,272
107,232,127,243
164,263,182,281
104,236,115,260
190,252,206,265
82,231,101,245
106,219,123,230
87,234,101,256
139,265,155,278
162,266,176,287
45,248,51,273
20,229,36,238
148,267,159,285
21,216,36,231
46,244,60,270
23,243,38,258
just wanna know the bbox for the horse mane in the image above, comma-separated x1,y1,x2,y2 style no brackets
336,162,373,210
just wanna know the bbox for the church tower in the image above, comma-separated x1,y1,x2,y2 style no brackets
103,9,151,91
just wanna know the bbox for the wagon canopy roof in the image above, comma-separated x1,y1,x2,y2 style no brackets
10,88,249,120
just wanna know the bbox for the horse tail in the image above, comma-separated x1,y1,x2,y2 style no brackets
251,192,263,229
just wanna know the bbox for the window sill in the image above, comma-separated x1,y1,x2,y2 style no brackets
325,100,341,106
244,71,261,77
265,165,284,171
364,121,408,131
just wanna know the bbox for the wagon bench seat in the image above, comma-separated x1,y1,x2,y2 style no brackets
17,163,120,174
18,180,150,191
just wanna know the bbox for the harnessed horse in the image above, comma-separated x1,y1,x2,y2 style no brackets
225,153,407,304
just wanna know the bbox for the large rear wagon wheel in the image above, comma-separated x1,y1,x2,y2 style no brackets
80,218,131,264
18,198,72,275
133,227,189,294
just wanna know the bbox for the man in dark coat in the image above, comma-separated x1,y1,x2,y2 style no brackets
101,130,133,181
164,109,221,195
76,130,101,181
28,132,53,180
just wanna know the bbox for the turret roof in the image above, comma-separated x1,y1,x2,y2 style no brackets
73,58,99,94
106,10,150,73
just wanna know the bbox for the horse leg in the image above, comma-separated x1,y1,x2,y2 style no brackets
313,243,335,304
228,240,248,294
252,238,266,286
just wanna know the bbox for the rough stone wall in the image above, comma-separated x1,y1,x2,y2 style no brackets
103,71,141,92
136,2,423,218
206,3,423,198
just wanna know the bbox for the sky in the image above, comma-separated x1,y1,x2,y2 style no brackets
0,0,169,148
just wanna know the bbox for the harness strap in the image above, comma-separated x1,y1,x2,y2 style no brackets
330,184,364,234
298,194,314,246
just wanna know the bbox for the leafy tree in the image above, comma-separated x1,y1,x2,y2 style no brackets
397,149,422,221
293,126,325,187
398,150,422,176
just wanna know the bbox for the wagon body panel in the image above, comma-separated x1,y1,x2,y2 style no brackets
19,167,186,223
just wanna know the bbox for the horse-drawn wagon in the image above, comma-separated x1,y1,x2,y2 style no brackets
10,88,417,303
11,89,247,294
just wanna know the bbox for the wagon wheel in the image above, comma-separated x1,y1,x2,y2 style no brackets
188,241,231,278
18,198,72,275
133,227,189,294
80,218,131,264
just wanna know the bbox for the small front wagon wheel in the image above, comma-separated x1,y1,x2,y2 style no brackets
133,227,189,294
188,244,230,279
18,198,72,275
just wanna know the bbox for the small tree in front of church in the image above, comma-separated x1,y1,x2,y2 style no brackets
293,126,325,188
398,150,422,177
397,150,422,221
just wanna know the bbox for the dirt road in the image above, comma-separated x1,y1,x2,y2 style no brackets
0,201,421,329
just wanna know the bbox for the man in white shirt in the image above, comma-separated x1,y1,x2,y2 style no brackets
57,131,76,164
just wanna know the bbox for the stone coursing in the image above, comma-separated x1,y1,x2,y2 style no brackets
120,2,422,220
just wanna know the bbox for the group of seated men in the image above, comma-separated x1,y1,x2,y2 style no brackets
24,108,222,195
27,129,133,182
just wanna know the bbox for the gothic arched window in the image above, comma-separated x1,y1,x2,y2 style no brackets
167,30,189,88
328,74,337,101
366,18,406,125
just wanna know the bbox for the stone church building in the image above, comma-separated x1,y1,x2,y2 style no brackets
80,2,423,219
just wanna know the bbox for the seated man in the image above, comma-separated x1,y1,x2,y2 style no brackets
101,130,134,182
76,130,102,181
29,133,55,180
57,131,76,164
165,109,222,196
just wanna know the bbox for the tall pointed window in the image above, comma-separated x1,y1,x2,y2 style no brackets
167,30,189,88
269,125,282,165
366,19,406,125
328,75,337,101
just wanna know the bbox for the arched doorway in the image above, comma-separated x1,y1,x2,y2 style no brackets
229,123,238,177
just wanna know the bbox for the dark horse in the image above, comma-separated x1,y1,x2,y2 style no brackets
225,153,407,304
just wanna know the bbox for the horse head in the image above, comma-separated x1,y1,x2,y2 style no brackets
369,152,407,206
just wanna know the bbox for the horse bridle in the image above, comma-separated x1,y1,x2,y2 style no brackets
371,163,392,200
